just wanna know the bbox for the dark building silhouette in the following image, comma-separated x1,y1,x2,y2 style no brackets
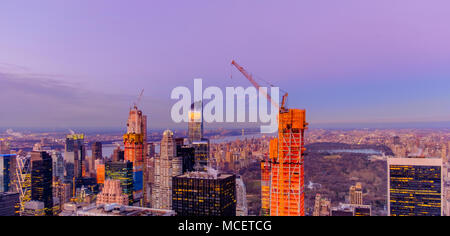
0,192,19,216
112,146,125,162
31,151,53,216
92,142,103,160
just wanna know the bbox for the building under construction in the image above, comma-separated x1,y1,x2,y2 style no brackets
268,109,307,216
230,60,307,216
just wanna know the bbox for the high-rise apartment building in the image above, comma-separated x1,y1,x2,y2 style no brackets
153,130,182,210
349,182,363,205
30,151,53,216
388,157,443,216
172,172,236,216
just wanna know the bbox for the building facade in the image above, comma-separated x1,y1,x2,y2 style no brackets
172,172,236,216
30,151,53,216
388,157,443,216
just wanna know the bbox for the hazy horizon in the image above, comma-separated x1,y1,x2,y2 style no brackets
1,0,449,129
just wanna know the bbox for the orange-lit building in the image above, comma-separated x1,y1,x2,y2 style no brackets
260,152,271,216
268,109,307,216
96,164,105,184
123,106,147,204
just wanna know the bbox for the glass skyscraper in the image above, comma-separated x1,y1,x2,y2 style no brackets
388,157,443,216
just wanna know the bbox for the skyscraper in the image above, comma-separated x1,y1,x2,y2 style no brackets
388,157,443,216
0,154,16,193
269,109,307,216
188,101,203,144
192,140,209,171
30,151,53,216
64,134,86,181
51,151,64,182
153,130,182,210
92,142,102,160
172,172,236,216
124,105,147,204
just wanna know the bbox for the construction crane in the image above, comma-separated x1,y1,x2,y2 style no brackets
231,60,288,112
132,89,144,109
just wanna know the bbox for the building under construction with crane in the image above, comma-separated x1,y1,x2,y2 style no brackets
123,89,148,205
231,60,308,216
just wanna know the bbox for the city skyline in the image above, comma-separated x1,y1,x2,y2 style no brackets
1,0,450,129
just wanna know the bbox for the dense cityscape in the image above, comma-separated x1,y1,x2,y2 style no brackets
1,1,450,226
0,101,448,216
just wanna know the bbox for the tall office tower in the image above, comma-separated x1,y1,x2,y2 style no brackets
349,182,363,205
92,142,102,160
172,172,236,216
188,101,203,143
64,134,86,181
260,153,271,216
124,106,147,204
236,175,248,216
153,130,182,210
0,154,16,192
388,157,443,216
192,140,210,171
269,109,307,216
96,179,129,206
176,145,195,173
105,161,134,205
313,194,331,216
50,151,64,181
112,146,125,162
0,192,19,216
30,151,53,216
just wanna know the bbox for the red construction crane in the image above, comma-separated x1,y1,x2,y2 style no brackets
231,60,288,112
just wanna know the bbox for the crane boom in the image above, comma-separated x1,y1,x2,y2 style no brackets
231,60,281,110
133,89,144,108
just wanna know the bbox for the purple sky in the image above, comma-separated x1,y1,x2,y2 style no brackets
0,0,449,129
